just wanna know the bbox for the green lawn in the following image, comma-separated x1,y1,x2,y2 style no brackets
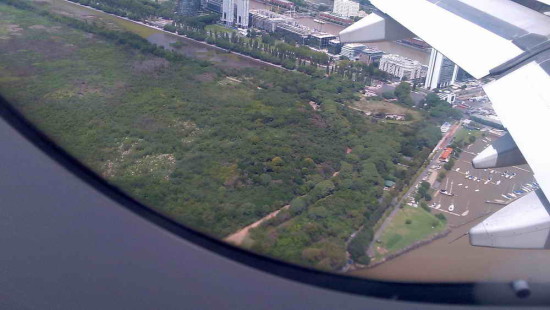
375,206,446,257
205,24,237,34
453,127,482,146
36,0,161,38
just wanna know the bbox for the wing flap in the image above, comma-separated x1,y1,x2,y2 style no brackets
367,0,526,78
483,59,550,196
470,189,550,249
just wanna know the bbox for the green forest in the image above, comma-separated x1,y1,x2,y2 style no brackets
0,0,442,271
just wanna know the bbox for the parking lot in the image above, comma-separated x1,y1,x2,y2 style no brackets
426,131,537,226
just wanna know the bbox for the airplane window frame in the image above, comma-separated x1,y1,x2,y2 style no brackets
1,95,548,307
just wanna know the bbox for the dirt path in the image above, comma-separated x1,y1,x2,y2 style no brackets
225,205,290,245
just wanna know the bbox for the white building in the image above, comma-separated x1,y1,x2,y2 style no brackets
440,122,451,133
222,0,249,28
340,43,366,60
378,54,427,80
333,0,360,18
249,9,290,32
424,49,459,90
438,92,456,104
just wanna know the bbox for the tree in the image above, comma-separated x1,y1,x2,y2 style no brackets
347,228,372,265
311,180,335,200
437,171,446,182
290,196,308,215
259,173,272,186
420,202,430,213
444,158,455,171
394,82,412,105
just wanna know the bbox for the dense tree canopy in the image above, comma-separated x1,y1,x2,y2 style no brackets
0,0,444,271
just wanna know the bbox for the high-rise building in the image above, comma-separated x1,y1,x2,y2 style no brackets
424,49,459,90
333,0,360,18
306,33,337,50
455,67,473,82
177,0,200,16
222,0,249,28
204,0,223,13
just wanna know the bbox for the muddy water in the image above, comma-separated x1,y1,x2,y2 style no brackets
351,217,550,283
42,0,267,69
352,135,550,283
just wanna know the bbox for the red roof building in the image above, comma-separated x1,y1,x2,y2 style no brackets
439,147,453,162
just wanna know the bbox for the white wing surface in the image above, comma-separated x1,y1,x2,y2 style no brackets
340,0,550,249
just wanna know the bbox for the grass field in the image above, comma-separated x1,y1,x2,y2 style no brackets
36,0,161,38
351,97,422,122
453,127,483,146
373,206,446,260
205,24,237,34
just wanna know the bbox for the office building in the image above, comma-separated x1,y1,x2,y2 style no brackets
249,9,290,32
340,43,366,60
425,49,459,90
275,23,310,45
358,47,384,65
379,54,427,80
177,0,200,16
455,67,473,82
307,33,336,50
204,0,223,13
327,39,343,55
222,0,250,28
333,0,360,18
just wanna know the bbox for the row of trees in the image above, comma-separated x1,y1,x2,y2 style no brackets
421,92,463,121
60,0,388,86
165,23,331,70
67,0,177,20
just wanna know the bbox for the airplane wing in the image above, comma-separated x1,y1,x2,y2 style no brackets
339,0,550,249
